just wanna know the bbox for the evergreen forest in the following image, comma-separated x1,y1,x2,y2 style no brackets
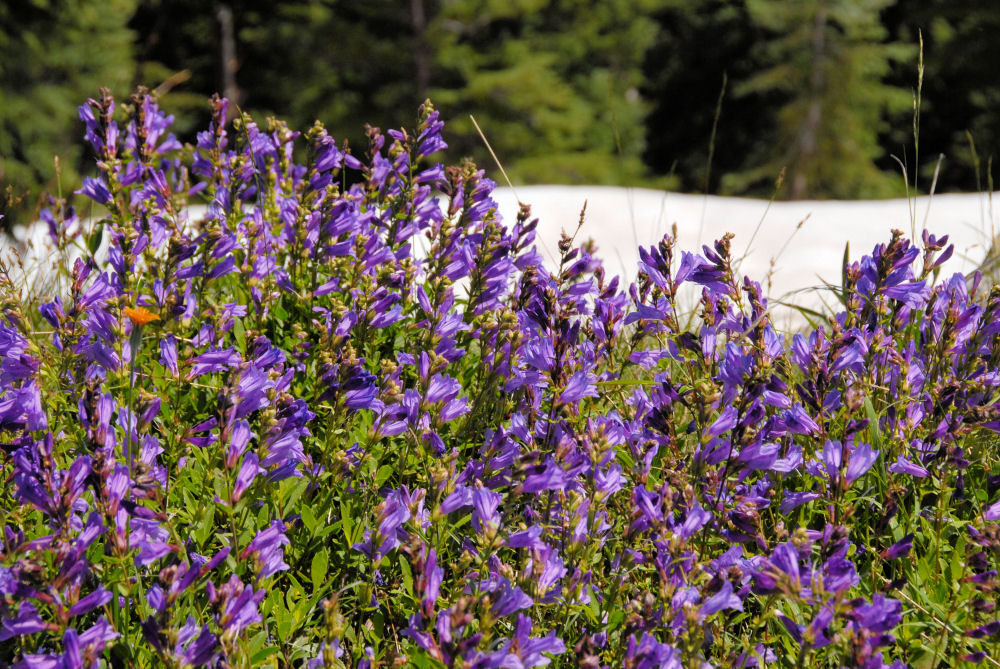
2,0,1000,226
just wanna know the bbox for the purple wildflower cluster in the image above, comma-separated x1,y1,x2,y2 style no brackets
1,89,999,667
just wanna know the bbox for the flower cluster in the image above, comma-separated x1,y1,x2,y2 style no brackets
0,89,998,667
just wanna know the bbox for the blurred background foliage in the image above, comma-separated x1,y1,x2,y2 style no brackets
2,0,1000,226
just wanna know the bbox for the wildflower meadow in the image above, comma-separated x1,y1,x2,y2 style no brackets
1,89,999,668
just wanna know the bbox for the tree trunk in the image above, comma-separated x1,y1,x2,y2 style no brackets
793,3,827,199
216,3,242,122
410,0,430,100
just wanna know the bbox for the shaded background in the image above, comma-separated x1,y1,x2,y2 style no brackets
1,0,999,226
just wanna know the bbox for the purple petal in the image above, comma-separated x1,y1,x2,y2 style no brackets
699,580,743,617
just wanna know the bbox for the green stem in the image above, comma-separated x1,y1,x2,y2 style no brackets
126,326,142,473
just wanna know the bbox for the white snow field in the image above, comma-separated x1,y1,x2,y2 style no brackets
4,186,998,329
491,186,1000,328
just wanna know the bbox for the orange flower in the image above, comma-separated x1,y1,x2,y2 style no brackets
123,306,161,327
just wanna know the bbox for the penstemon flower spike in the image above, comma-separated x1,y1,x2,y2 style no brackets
3,89,1000,668
123,305,160,474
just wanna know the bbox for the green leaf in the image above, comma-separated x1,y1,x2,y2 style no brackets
86,222,104,256
950,534,967,585
841,240,850,293
193,506,216,547
234,316,246,352
245,630,275,664
273,597,293,642
375,463,394,488
300,504,317,537
341,497,355,545
408,650,447,669
271,303,289,324
311,549,329,588
864,397,883,452
280,477,309,517
249,646,280,666
398,554,413,597
584,590,601,624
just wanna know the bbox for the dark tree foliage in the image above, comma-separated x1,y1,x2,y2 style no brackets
130,0,420,157
641,0,778,194
736,0,912,199
0,0,135,226
6,0,1000,218
643,0,913,200
128,0,221,137
429,0,665,186
881,0,1000,193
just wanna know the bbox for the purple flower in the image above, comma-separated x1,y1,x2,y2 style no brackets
492,579,533,617
233,453,262,502
260,430,306,474
344,367,378,410
519,458,568,494
707,406,737,437
242,520,290,579
207,255,238,280
354,489,414,561
69,586,112,616
677,499,712,540
849,595,902,635
421,549,444,617
888,455,928,478
822,551,859,594
845,443,879,485
508,525,546,551
377,490,412,539
884,279,929,307
472,485,502,534
440,397,469,422
985,499,1000,522
234,367,270,418
813,440,879,488
416,105,448,158
779,491,820,514
784,403,820,435
967,621,1000,639
625,633,682,669
880,534,914,560
159,335,178,376
0,602,46,641
426,374,461,404
699,580,743,617
440,486,473,514
17,627,102,669
558,371,597,404
738,442,780,471
630,486,663,533
135,536,175,567
76,176,112,205
176,617,219,667
216,575,265,637
188,346,241,379
226,420,254,469
483,614,565,667
754,542,810,598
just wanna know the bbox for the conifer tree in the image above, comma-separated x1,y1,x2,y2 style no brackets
0,0,136,225
728,0,912,199
131,0,418,154
429,0,666,185
882,0,1000,193
642,0,775,195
